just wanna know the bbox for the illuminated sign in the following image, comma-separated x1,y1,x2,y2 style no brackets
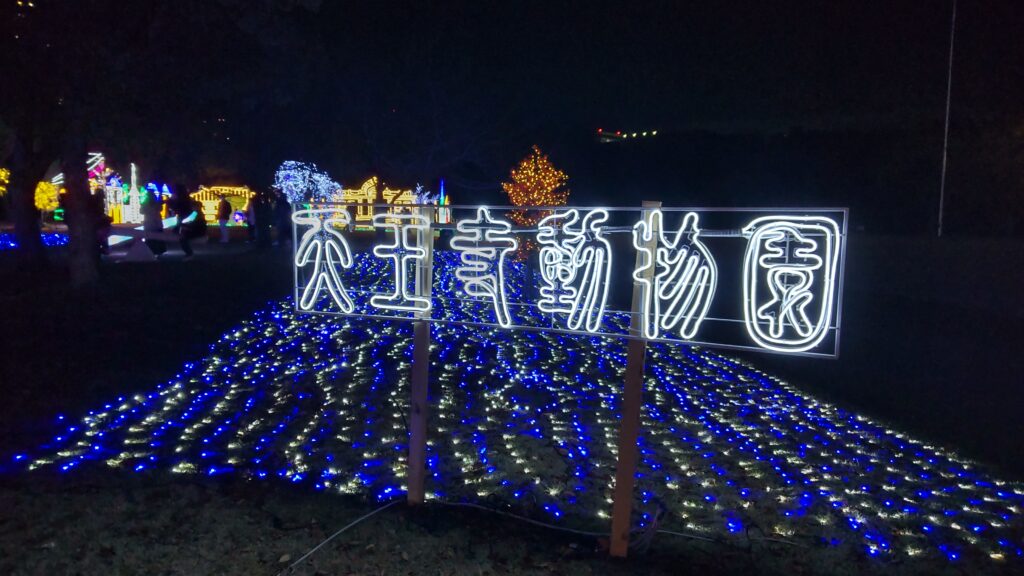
537,209,613,332
632,210,717,340
294,208,355,312
450,207,518,327
273,160,451,225
337,177,414,224
371,212,433,312
337,177,449,225
292,205,847,357
742,216,841,352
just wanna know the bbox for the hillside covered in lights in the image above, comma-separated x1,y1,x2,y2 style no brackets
14,253,1024,574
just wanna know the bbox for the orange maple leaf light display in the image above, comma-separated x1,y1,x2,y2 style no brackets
502,145,569,227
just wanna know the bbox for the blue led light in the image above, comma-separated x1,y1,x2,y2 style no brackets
11,251,1023,568
0,232,70,251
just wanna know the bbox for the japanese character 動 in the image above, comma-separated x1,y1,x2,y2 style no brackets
536,209,612,333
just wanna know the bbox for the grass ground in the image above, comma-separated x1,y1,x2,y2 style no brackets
758,235,1024,477
0,469,790,576
0,239,292,456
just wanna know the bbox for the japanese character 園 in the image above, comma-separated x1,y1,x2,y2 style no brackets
742,216,841,352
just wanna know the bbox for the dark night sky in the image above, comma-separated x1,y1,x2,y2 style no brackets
319,0,1021,132
2,0,1022,232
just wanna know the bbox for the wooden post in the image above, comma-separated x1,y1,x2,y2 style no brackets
609,200,661,558
407,206,435,505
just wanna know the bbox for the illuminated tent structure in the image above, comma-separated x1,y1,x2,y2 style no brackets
335,177,451,226
191,186,255,224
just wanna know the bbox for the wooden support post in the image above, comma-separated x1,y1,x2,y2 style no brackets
408,320,430,504
407,207,435,505
609,200,661,558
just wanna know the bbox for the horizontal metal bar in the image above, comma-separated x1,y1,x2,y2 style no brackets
297,202,848,214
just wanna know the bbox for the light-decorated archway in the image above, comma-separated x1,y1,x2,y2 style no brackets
191,186,256,224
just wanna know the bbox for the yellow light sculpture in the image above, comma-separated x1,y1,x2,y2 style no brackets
0,168,9,197
337,177,416,225
34,181,60,213
191,186,256,223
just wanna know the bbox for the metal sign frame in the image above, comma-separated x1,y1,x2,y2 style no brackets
292,203,849,358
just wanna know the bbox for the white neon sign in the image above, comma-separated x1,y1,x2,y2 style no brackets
371,212,433,313
291,205,846,356
742,216,840,352
537,209,613,333
293,208,355,312
633,211,717,339
450,207,518,327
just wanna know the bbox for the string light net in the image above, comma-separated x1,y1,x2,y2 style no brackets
15,251,1024,573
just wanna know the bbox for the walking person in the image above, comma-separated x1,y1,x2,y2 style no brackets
254,190,273,250
180,198,207,260
141,189,166,257
245,196,257,243
274,192,292,247
217,195,232,244
171,185,204,260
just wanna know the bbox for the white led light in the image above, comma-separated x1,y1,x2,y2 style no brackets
371,212,432,312
293,208,355,312
633,210,717,339
742,216,841,352
450,207,518,327
274,160,340,203
537,209,612,332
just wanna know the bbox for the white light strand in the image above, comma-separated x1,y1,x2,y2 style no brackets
450,207,518,327
742,216,841,352
293,209,355,312
537,209,613,333
370,213,432,313
633,210,718,340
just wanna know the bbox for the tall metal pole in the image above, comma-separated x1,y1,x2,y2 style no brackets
937,0,957,238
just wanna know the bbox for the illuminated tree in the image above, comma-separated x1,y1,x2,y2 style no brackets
273,160,339,203
502,146,569,227
34,181,59,214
